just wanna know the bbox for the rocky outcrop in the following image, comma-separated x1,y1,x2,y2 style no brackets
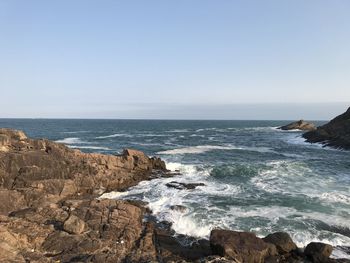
0,128,169,262
303,107,350,150
278,120,316,131
210,229,277,263
209,230,346,263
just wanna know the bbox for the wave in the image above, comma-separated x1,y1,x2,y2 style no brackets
55,137,86,144
318,192,350,205
157,145,237,155
62,130,90,134
157,145,276,155
166,129,190,133
96,133,133,139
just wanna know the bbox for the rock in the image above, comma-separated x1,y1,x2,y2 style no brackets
166,181,206,190
0,128,168,262
263,232,297,254
63,214,86,234
304,242,333,263
303,107,350,150
170,205,188,213
155,227,212,262
0,189,26,215
210,229,275,263
278,120,316,131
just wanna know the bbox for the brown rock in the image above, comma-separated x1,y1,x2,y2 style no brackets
210,229,275,263
263,232,297,254
304,242,333,263
279,120,316,131
0,129,168,262
63,214,86,234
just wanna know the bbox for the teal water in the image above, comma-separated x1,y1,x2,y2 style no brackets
1,119,349,257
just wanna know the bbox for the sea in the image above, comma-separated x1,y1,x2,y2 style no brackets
1,119,349,258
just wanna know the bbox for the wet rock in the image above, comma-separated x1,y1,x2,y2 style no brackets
170,205,188,213
303,107,350,150
279,120,316,131
304,242,333,263
155,227,212,262
166,181,206,190
210,229,276,263
263,232,297,254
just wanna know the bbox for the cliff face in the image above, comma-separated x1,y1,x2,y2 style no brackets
303,107,350,149
0,128,167,262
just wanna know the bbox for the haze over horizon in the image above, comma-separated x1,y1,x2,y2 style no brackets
1,1,350,119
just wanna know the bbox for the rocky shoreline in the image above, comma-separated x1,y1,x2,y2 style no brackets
0,128,349,263
303,107,350,150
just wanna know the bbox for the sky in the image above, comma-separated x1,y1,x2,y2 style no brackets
0,0,349,120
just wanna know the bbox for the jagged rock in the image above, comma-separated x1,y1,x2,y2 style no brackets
210,229,277,263
263,232,297,254
303,107,350,150
278,120,316,131
170,205,188,213
63,214,86,234
304,242,333,263
166,181,206,190
0,129,168,262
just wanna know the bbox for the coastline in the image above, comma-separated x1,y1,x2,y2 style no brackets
0,128,349,262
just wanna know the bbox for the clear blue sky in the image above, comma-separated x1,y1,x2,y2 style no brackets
1,0,349,119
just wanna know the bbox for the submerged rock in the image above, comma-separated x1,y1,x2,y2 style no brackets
166,181,206,190
278,120,316,131
303,107,350,150
170,205,188,213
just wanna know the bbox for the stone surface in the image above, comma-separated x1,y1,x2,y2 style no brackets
166,181,206,190
263,232,297,254
303,107,350,149
0,128,168,262
278,120,316,131
210,229,276,263
63,214,86,234
304,242,333,263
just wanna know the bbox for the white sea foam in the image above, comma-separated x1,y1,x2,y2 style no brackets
96,133,133,139
318,192,350,205
157,145,237,155
158,145,276,155
62,130,90,134
55,137,86,144
100,190,130,199
166,129,190,133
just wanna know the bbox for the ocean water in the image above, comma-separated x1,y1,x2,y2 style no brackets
1,119,350,258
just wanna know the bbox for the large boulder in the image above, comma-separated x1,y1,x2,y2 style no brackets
278,120,316,131
304,242,333,263
210,229,276,263
263,232,297,254
303,107,350,150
